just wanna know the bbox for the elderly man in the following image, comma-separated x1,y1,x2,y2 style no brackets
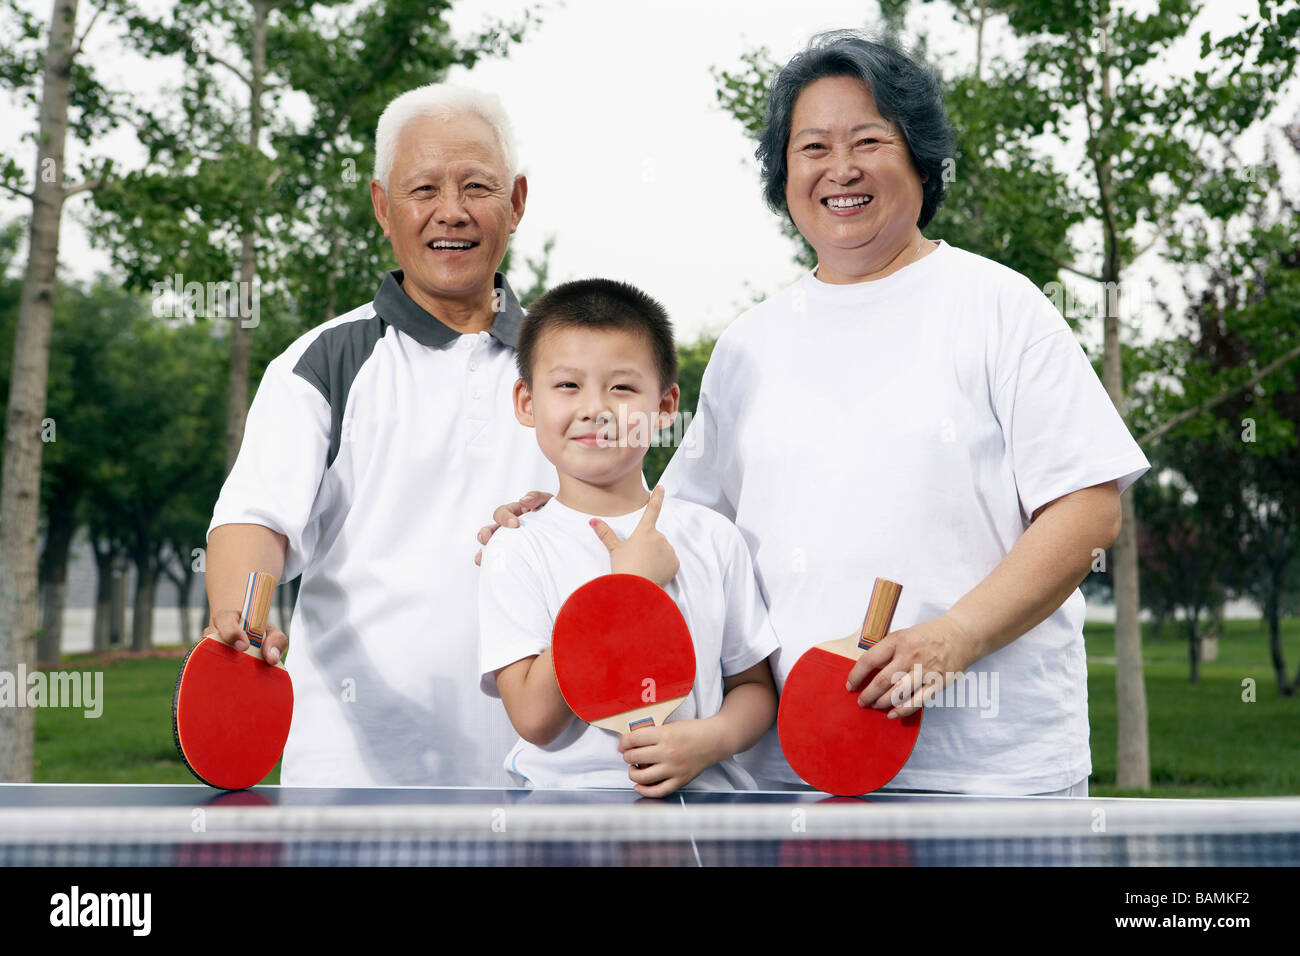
203,84,556,786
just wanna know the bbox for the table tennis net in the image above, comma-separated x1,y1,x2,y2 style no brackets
4,796,1298,866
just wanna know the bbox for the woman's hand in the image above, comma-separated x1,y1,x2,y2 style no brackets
845,614,981,718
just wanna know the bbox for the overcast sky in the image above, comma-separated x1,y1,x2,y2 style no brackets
3,0,1295,347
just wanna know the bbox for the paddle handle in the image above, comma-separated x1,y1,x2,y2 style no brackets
239,571,278,660
857,578,903,649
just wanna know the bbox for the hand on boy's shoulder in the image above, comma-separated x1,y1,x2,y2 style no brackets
475,490,554,567
590,486,680,588
476,508,538,576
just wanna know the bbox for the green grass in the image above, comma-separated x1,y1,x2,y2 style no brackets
33,652,281,786
32,621,1300,796
1085,617,1300,797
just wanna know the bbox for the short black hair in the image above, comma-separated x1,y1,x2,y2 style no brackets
516,279,678,392
756,30,955,229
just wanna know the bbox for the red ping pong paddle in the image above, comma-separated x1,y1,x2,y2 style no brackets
552,574,695,734
778,578,920,796
172,571,293,790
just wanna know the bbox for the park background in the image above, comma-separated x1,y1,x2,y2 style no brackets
1,0,1298,795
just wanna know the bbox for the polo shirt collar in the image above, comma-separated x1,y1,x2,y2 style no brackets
374,270,524,349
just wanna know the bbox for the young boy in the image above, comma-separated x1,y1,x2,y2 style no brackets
477,278,778,796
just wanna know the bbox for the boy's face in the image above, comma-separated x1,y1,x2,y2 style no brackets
514,325,680,489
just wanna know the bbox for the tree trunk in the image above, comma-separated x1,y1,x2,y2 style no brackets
159,545,195,646
36,497,77,663
1186,609,1200,685
1093,16,1149,790
223,0,270,474
110,557,127,647
1266,561,1292,696
1111,495,1149,787
0,0,79,782
130,548,157,652
91,537,114,652
176,562,194,647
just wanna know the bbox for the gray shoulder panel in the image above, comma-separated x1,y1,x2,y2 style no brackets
292,315,388,468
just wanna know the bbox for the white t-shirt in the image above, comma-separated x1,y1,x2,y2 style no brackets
477,495,779,790
659,241,1150,795
209,271,558,787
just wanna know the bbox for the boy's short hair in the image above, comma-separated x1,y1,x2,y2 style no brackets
516,279,678,392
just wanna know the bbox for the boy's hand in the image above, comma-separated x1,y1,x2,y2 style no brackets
619,719,721,798
474,491,554,566
589,486,679,587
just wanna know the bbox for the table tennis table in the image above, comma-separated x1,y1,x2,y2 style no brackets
3,784,1298,866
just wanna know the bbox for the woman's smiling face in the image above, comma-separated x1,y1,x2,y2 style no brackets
784,75,927,283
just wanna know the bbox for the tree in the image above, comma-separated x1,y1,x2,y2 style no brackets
0,0,121,782
36,278,142,662
72,306,227,651
1134,443,1238,683
97,0,540,475
1150,132,1300,693
999,0,1300,789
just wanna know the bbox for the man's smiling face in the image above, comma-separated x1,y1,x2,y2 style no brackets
371,112,526,315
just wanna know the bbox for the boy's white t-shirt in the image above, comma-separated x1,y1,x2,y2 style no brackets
477,495,779,790
659,240,1151,795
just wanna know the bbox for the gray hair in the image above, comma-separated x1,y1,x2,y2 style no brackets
373,83,519,189
756,30,955,229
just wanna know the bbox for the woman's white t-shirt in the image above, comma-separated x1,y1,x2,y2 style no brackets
660,240,1150,795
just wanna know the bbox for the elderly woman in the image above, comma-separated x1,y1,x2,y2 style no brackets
486,32,1149,795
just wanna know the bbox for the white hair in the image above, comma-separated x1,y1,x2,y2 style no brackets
372,83,519,189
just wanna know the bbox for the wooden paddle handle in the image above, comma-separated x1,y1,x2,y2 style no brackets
239,571,278,659
857,578,902,649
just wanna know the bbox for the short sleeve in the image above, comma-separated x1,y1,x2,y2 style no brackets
208,356,331,581
477,531,555,698
995,325,1151,519
658,353,736,520
716,524,779,677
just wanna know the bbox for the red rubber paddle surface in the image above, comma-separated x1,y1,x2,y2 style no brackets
778,646,922,796
172,638,293,791
552,574,694,725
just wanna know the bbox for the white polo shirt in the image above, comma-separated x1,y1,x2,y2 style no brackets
209,270,557,787
659,241,1151,795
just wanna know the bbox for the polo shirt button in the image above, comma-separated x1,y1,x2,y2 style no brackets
472,390,482,400
469,361,479,371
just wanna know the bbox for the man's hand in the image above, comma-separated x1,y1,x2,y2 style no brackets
845,614,978,718
474,490,554,566
589,486,679,587
619,719,721,798
204,609,290,667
